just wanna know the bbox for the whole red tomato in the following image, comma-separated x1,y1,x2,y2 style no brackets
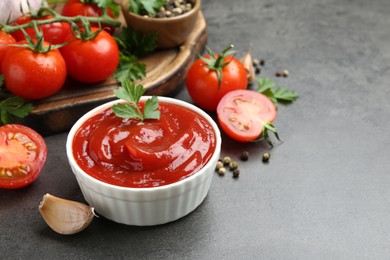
2,40,67,100
186,46,248,111
61,0,116,34
0,124,47,189
60,27,119,83
0,31,16,73
11,15,71,44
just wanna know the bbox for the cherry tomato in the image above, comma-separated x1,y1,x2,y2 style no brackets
61,0,116,34
1,40,66,100
186,55,248,111
60,28,119,83
0,124,47,189
0,31,16,73
11,15,71,44
216,89,277,142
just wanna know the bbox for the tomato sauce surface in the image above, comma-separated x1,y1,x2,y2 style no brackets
72,102,216,188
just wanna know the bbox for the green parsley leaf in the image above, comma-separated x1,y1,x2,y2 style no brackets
273,87,299,102
114,54,146,83
256,77,299,106
112,79,160,121
116,27,157,58
143,95,160,119
0,96,34,125
129,0,165,15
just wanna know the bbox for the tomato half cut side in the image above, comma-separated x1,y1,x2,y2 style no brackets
0,124,47,189
216,90,277,142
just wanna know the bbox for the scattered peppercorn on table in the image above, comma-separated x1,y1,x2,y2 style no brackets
2,0,390,258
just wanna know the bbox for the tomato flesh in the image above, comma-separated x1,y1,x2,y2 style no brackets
0,124,47,189
217,90,277,142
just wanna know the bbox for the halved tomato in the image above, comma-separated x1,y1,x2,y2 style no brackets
0,124,47,189
216,89,277,142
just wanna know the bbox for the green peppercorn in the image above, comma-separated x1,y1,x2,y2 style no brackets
223,156,232,166
240,151,249,161
233,169,240,178
229,161,239,171
262,152,271,162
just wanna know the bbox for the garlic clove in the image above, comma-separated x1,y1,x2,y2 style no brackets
240,47,255,82
39,193,95,235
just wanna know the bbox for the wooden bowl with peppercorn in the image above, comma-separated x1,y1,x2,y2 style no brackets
121,0,201,48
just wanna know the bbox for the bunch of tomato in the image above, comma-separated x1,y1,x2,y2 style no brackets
0,0,119,190
0,0,119,101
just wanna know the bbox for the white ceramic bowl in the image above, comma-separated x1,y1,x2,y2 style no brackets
66,97,221,226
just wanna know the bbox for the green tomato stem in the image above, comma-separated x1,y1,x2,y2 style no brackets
1,7,120,34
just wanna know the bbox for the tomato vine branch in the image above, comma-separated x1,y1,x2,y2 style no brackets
0,6,120,34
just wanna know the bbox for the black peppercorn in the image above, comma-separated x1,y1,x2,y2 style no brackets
240,151,249,161
233,169,240,178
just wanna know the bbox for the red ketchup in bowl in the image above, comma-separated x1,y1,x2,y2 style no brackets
72,102,216,188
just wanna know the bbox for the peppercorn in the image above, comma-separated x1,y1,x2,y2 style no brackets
223,156,232,166
252,58,260,67
218,167,226,176
282,70,289,77
259,59,265,66
255,67,261,74
215,161,224,171
275,71,283,77
262,152,271,162
240,151,249,161
233,169,240,178
229,161,239,171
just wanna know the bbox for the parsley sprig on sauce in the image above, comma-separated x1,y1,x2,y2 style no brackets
112,79,160,121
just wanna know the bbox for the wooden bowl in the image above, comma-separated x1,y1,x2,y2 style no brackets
121,0,201,49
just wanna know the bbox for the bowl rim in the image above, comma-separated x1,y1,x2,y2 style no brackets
121,0,201,22
66,96,221,192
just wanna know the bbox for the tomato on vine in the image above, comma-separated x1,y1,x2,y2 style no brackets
60,26,119,83
61,0,116,34
0,31,16,73
1,35,66,100
11,14,71,44
0,124,47,189
186,45,248,111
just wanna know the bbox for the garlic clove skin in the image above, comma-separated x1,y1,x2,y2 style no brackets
240,48,255,82
39,193,95,235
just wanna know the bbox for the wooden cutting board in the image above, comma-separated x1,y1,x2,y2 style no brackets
17,11,207,136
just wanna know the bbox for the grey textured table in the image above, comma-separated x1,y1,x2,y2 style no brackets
2,0,390,259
